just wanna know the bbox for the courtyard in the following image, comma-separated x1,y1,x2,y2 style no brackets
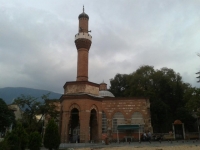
53,140,200,150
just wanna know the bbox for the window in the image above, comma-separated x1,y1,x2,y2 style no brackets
112,112,125,133
131,112,144,132
102,111,107,133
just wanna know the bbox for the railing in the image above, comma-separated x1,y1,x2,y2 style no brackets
185,132,199,140
151,132,200,141
75,32,92,41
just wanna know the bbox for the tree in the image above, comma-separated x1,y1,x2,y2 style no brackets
186,88,200,117
0,98,15,134
29,132,42,150
44,119,60,150
0,139,9,150
5,122,28,150
109,65,195,132
196,53,200,82
175,107,196,132
126,65,155,97
150,100,170,133
13,94,59,132
109,73,129,97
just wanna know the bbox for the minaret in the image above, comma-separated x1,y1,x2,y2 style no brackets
75,6,92,81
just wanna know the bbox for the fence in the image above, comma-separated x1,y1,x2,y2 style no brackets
185,132,199,140
152,132,200,141
110,132,200,142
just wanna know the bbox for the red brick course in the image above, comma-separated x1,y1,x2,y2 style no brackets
79,18,88,33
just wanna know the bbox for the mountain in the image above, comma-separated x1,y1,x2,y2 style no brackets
0,87,62,104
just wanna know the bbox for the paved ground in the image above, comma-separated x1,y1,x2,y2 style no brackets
40,140,200,150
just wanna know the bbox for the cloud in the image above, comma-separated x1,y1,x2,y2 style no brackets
1,0,200,93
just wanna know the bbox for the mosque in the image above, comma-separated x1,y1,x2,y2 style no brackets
59,7,152,143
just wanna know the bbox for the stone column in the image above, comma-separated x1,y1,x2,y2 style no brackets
98,111,102,143
61,111,70,143
79,110,90,143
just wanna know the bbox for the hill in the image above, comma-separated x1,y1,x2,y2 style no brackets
0,87,62,104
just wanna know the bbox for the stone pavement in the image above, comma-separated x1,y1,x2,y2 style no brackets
40,140,200,150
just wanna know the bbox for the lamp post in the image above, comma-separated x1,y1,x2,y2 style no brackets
197,117,200,139
139,123,141,142
193,109,200,140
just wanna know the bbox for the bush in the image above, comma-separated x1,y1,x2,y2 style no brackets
0,140,10,150
6,132,20,150
44,119,60,150
5,122,28,150
29,132,42,150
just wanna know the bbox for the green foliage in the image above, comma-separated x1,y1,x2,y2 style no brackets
109,65,197,132
186,88,200,117
4,122,28,150
29,131,42,150
150,100,170,132
0,140,10,150
175,107,196,132
109,73,129,97
13,94,59,133
44,119,60,150
6,131,20,150
0,98,15,133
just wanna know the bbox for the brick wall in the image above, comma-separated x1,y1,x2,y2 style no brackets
79,18,88,33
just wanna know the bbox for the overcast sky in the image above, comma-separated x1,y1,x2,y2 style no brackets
0,0,200,94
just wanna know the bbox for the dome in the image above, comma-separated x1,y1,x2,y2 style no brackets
174,120,182,124
78,12,89,19
99,90,115,97
78,6,89,19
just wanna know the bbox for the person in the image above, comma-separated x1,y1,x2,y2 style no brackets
143,132,147,141
148,131,152,141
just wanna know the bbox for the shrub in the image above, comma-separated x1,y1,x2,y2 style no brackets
0,140,10,150
29,131,42,150
5,122,28,150
44,119,60,150
6,132,20,150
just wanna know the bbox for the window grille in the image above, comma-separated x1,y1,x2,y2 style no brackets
131,112,144,132
112,112,125,133
102,111,107,133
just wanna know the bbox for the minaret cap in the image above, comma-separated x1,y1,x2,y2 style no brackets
99,81,107,91
78,6,89,19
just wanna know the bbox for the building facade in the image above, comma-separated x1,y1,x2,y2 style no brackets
59,7,152,143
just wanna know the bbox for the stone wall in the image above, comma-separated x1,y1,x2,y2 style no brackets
64,81,99,96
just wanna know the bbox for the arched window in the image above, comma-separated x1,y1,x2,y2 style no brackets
131,112,144,125
131,112,144,132
112,112,125,133
102,111,107,133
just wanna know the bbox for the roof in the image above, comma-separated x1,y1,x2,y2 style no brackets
117,125,140,130
78,6,89,19
79,12,89,19
99,90,115,97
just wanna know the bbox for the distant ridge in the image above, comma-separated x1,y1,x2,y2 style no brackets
0,87,62,104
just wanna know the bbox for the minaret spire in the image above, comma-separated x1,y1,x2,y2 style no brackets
75,8,92,81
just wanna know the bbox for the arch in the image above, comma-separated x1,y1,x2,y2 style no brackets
90,108,98,142
112,112,125,133
89,104,98,112
69,103,81,112
174,120,182,124
110,109,126,120
130,110,145,118
89,104,99,121
131,111,144,125
101,109,107,115
68,107,80,143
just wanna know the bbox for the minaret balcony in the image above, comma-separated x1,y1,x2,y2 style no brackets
75,32,92,41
